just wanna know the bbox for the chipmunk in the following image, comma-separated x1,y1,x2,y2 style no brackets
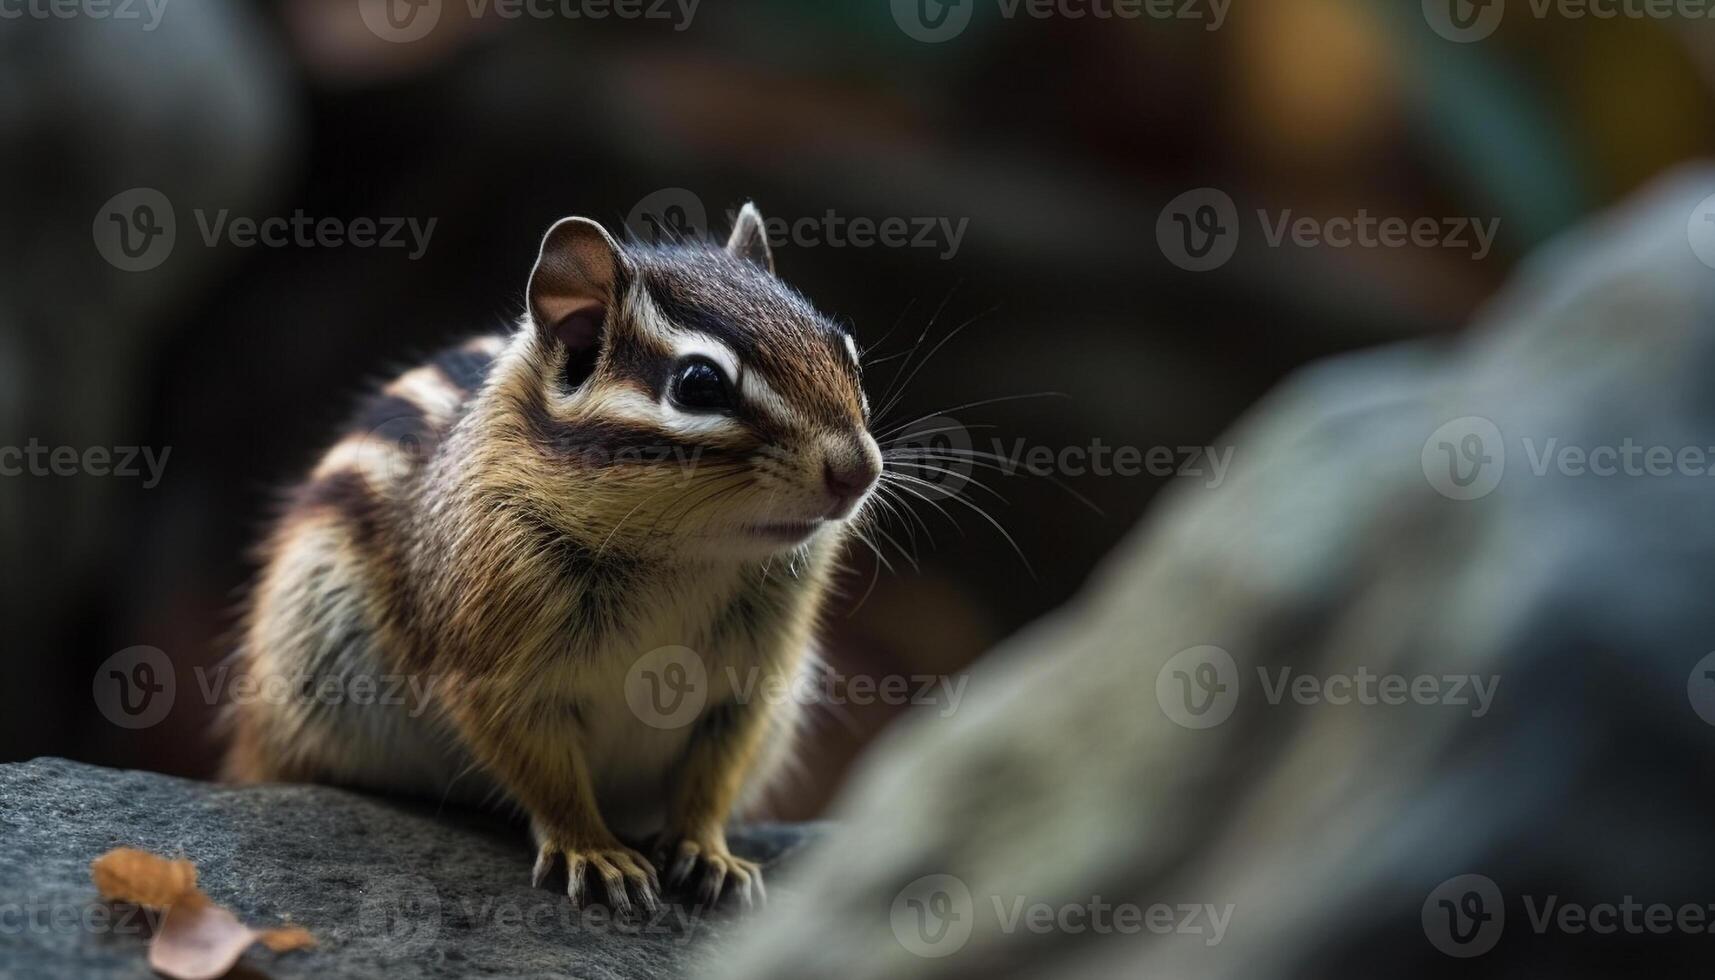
221,204,881,914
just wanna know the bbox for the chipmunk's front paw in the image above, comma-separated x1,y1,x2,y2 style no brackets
655,831,765,910
531,829,660,915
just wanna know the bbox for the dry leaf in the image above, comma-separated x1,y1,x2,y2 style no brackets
90,848,206,910
148,902,260,980
258,926,317,952
89,847,315,980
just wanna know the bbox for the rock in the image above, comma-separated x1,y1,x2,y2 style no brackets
0,758,825,979
710,169,1715,979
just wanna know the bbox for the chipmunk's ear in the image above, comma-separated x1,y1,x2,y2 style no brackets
726,202,774,274
528,217,627,366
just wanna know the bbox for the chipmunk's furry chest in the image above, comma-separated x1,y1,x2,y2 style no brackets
519,565,805,830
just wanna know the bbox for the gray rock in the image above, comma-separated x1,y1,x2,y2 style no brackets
709,168,1715,979
0,758,825,979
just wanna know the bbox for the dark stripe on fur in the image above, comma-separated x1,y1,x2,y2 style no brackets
604,333,673,400
515,385,729,470
434,343,498,394
288,469,387,546
349,393,427,437
644,277,766,364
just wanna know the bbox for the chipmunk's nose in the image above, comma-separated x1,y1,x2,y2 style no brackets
821,436,881,516
823,459,878,499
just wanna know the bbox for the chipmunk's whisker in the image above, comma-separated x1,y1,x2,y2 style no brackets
884,445,1105,517
882,470,1035,578
873,391,1069,441
847,526,895,577
876,307,997,423
853,500,920,572
884,450,1017,478
877,471,961,533
861,348,915,367
869,523,919,572
885,460,1010,505
859,296,918,361
870,288,957,422
865,485,929,554
875,421,999,445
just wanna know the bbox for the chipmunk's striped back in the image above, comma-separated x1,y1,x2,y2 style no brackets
223,334,506,795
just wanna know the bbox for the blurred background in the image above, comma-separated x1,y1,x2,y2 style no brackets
2,0,1713,818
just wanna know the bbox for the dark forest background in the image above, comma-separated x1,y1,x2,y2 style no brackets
3,0,1713,817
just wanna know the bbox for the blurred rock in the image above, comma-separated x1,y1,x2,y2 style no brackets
709,168,1715,978
0,0,294,765
0,758,824,979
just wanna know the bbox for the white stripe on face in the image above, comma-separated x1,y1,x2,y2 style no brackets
839,332,870,418
585,383,740,440
739,370,799,429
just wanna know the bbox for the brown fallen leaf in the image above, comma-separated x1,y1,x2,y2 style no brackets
89,847,315,980
257,925,317,952
90,848,207,910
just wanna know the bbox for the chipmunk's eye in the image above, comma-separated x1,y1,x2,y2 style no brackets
670,357,733,413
